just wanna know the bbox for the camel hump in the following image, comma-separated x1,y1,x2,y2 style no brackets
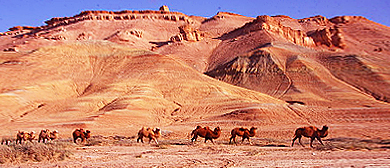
239,127,247,131
294,127,305,134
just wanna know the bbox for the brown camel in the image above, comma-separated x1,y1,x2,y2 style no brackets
49,130,59,141
26,131,36,142
190,126,210,142
1,137,13,145
72,128,91,143
292,125,329,148
229,127,257,145
190,126,221,144
137,127,161,145
16,131,30,144
38,129,50,143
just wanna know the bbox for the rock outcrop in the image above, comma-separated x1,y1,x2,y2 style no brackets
159,5,169,12
170,25,205,42
220,15,316,47
44,34,67,41
1,8,192,37
308,26,346,49
329,16,369,24
77,32,94,41
105,30,144,42
298,15,330,26
44,10,192,28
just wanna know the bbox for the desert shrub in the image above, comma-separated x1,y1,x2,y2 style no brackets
84,137,103,146
316,138,382,151
0,142,73,164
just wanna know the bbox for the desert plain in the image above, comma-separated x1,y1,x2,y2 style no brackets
1,6,390,167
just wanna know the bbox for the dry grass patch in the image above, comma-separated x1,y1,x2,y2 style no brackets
0,142,74,164
316,138,390,151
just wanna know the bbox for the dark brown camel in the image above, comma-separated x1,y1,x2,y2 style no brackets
1,137,13,145
72,128,91,144
229,127,257,145
49,130,59,141
16,131,27,144
292,125,329,148
190,126,221,144
137,127,161,145
38,129,50,143
26,131,36,142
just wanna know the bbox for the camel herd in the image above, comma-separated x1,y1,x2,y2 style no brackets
2,129,59,145
1,125,329,148
0,129,90,145
138,125,328,148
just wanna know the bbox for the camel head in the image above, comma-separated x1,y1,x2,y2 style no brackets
153,127,162,137
322,125,328,131
211,127,222,139
250,127,257,132
320,125,329,138
84,130,91,139
214,127,221,134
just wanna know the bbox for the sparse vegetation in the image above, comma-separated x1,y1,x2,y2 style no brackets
0,142,73,164
316,138,390,151
84,137,104,146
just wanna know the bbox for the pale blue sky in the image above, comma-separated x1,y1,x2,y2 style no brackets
0,0,389,32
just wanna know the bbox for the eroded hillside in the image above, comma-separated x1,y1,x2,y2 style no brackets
1,7,390,139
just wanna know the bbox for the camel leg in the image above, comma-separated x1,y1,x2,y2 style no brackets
298,137,304,147
137,137,143,143
310,137,315,148
210,139,215,144
191,135,197,142
241,137,246,144
317,137,324,146
292,137,297,147
229,136,233,144
154,138,159,145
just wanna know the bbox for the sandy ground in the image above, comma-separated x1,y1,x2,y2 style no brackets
4,138,390,168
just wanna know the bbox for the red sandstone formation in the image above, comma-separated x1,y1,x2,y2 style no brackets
170,25,205,42
0,6,390,142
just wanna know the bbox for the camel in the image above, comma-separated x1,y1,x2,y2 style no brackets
229,127,257,145
72,128,91,144
1,137,13,145
137,127,161,145
16,131,28,144
26,131,36,142
38,129,50,143
49,130,59,141
190,126,210,142
190,126,221,144
292,125,329,148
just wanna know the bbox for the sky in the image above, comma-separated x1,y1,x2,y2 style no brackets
0,0,389,32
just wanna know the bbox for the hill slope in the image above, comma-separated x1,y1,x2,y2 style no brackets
1,7,390,139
